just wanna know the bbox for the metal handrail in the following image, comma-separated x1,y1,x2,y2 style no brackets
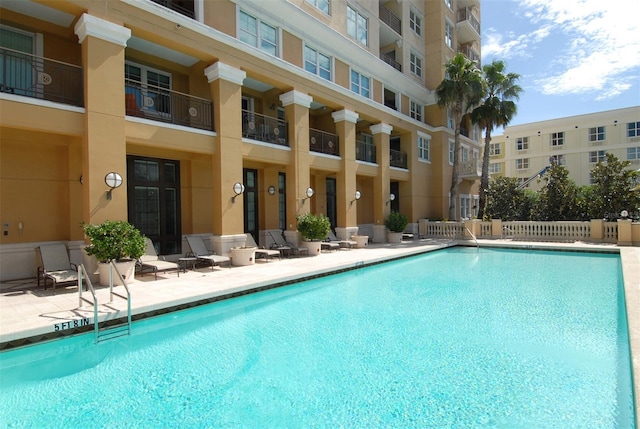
78,264,99,341
108,260,132,332
465,226,479,249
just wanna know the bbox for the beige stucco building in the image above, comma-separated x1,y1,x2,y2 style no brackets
489,106,640,189
0,0,482,280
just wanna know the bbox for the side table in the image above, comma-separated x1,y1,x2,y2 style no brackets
178,257,198,273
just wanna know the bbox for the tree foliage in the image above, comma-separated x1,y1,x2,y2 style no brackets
589,153,640,220
484,176,528,221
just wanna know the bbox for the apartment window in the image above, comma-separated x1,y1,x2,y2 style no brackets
410,100,423,121
489,162,502,174
418,133,431,162
461,146,469,162
489,143,501,156
515,158,529,169
460,195,471,219
304,45,331,81
473,125,480,141
410,52,423,78
347,6,368,45
350,70,370,98
445,21,454,49
239,11,278,56
306,0,330,14
588,126,605,142
589,150,606,163
516,137,529,150
550,132,564,146
550,154,566,166
449,140,455,164
628,147,640,160
627,122,640,137
447,108,454,129
125,62,171,117
409,9,422,36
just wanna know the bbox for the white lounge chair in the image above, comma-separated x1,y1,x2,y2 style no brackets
185,236,231,270
36,243,78,295
138,238,180,280
244,233,280,261
268,231,308,257
328,231,357,249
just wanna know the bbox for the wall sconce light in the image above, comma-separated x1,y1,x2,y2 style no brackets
269,103,276,111
302,187,314,204
79,175,84,185
351,190,361,206
386,193,396,206
232,182,245,203
268,185,276,196
104,172,123,200
621,210,629,219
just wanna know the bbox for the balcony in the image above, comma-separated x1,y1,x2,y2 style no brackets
242,110,288,147
390,149,407,169
460,158,482,180
310,128,339,155
150,0,195,19
356,139,376,163
379,4,402,36
456,7,481,44
380,51,402,72
0,47,83,107
125,79,213,131
458,43,480,64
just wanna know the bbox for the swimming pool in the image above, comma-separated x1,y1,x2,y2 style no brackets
0,247,635,428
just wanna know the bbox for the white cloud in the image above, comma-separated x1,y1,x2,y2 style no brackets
522,0,640,99
482,26,551,59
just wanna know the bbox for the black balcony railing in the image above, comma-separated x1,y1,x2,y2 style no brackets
242,110,288,147
356,140,376,163
150,0,195,19
379,4,402,35
380,51,402,72
0,47,83,107
125,79,214,131
457,7,481,34
309,128,339,155
390,149,408,169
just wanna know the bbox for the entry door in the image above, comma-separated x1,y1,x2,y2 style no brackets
127,156,181,255
243,169,259,241
390,181,400,212
326,178,337,229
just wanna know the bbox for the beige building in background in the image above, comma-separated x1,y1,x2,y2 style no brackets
0,0,482,280
489,106,640,190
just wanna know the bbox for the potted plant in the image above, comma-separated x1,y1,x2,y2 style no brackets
83,220,146,286
296,212,331,256
384,211,408,243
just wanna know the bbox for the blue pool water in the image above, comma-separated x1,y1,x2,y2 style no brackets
0,248,635,428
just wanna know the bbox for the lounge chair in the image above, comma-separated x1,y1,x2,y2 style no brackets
185,235,231,270
328,231,357,250
320,240,340,252
268,231,308,257
138,238,179,280
36,243,78,295
244,233,280,261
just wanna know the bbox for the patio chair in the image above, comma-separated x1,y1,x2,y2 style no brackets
185,236,231,270
137,238,179,280
36,243,78,295
244,233,280,261
328,231,357,250
268,231,308,257
320,240,340,252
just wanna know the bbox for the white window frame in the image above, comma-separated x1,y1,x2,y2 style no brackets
347,5,368,46
447,108,454,129
489,162,502,174
350,69,370,98
627,147,640,160
409,8,422,37
410,100,423,122
588,126,606,142
489,143,501,156
306,0,330,15
304,45,332,81
516,137,529,151
445,20,454,49
550,154,566,166
125,60,172,118
515,158,529,170
417,132,431,162
550,132,565,146
409,51,423,78
448,139,455,165
628,122,640,137
461,146,469,162
589,150,606,163
238,10,278,56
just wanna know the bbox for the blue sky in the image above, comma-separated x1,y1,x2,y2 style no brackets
481,0,640,127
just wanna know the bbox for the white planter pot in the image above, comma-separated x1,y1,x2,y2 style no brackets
98,260,136,286
387,232,403,244
352,235,369,248
231,247,256,266
302,241,322,256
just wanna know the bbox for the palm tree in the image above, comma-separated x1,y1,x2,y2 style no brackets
436,53,483,220
472,60,522,219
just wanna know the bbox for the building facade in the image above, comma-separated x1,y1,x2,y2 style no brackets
490,107,640,189
0,0,482,280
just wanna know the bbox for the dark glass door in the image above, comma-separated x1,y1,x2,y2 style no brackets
326,178,337,229
243,169,259,241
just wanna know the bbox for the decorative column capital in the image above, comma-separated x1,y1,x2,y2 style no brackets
370,123,393,135
332,109,359,124
74,14,131,46
204,62,246,85
279,90,312,108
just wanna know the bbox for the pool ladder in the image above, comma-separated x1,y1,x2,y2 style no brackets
78,260,132,343
464,226,479,250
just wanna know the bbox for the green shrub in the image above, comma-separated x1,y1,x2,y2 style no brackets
296,213,331,241
384,211,408,233
83,220,146,262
